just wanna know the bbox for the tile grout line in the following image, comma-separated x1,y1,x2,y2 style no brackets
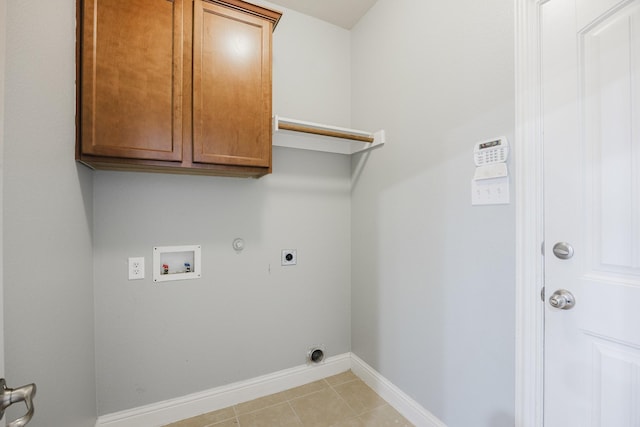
327,378,363,421
171,371,385,427
286,379,334,426
329,375,390,421
229,405,240,427
285,399,304,426
327,385,363,427
233,379,333,419
291,377,361,427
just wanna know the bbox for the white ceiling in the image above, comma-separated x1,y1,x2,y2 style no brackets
266,0,378,29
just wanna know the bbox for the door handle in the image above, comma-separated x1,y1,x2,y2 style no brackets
549,289,575,310
0,379,36,427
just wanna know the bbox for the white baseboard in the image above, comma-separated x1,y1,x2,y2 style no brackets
96,352,445,427
96,353,351,427
350,354,447,427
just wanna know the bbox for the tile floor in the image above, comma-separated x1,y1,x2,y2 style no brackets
164,370,414,427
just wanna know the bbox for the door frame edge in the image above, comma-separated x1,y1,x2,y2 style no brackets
0,0,6,382
515,0,545,426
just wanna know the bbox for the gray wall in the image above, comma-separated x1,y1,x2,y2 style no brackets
2,0,518,424
93,6,353,415
2,1,97,426
350,1,516,426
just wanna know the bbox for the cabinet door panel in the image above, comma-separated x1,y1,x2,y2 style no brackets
193,0,272,167
81,0,183,161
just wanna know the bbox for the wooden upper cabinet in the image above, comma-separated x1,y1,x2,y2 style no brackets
80,0,184,161
193,1,273,168
77,0,281,177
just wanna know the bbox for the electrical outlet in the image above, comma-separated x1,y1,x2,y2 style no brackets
128,257,145,280
281,249,297,266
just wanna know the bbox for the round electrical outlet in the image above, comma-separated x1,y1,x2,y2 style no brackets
281,249,297,266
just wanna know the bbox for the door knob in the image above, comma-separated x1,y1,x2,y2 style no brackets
0,379,36,426
549,289,575,310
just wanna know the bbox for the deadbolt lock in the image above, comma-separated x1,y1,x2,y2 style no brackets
552,242,574,260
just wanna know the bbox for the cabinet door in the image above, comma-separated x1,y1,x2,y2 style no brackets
81,0,184,161
193,0,273,167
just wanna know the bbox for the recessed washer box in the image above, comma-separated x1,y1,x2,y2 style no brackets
153,245,201,283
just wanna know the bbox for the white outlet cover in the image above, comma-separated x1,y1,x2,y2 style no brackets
281,249,297,266
471,177,510,205
128,257,145,280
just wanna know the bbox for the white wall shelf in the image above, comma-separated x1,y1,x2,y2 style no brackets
273,116,385,155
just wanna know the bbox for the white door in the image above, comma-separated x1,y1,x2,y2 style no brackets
543,0,640,425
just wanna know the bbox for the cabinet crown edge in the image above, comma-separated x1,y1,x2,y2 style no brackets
205,0,283,29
